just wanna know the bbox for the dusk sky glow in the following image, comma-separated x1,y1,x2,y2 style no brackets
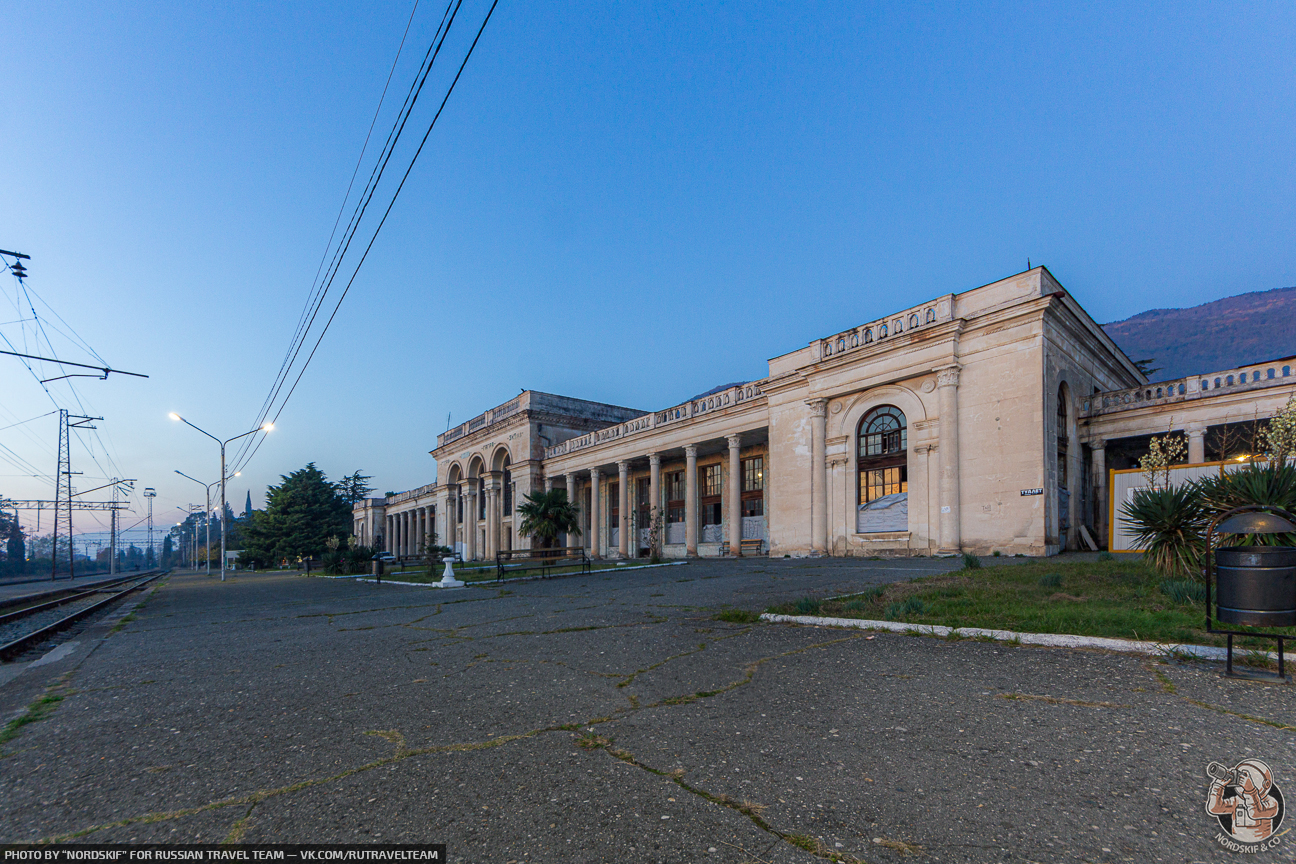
2,1,1293,543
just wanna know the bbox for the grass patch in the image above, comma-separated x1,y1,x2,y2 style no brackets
764,558,1295,649
711,609,760,624
1,684,71,751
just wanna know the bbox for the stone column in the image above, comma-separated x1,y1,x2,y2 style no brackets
566,473,578,548
727,435,742,556
464,486,477,561
442,486,455,556
937,366,962,554
806,399,828,555
385,516,392,553
1092,440,1108,550
404,511,411,557
484,482,498,561
1187,422,1207,464
685,445,699,557
648,453,661,554
589,469,603,559
545,476,554,493
617,461,630,558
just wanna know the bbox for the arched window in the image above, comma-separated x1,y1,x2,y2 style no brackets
857,406,907,504
863,328,873,343
909,314,919,329
1226,375,1234,386
1201,380,1209,391
925,308,935,323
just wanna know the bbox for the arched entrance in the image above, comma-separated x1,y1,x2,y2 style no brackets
857,405,908,532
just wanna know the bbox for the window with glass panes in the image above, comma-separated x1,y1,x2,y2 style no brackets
666,471,685,523
741,456,764,517
858,406,907,504
701,464,722,526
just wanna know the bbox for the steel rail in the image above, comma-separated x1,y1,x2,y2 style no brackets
0,573,148,622
0,572,166,661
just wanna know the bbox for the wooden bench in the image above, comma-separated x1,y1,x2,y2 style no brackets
718,538,766,556
495,547,591,581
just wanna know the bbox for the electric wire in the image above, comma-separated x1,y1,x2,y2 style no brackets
233,0,498,476
233,0,457,470
249,0,427,445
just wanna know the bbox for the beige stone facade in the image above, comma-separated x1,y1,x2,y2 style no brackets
359,267,1296,559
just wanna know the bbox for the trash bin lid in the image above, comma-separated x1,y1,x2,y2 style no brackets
1217,511,1296,535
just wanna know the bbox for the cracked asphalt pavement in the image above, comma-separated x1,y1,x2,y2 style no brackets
1,558,1294,862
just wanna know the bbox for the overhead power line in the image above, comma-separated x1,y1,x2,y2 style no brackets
231,0,500,475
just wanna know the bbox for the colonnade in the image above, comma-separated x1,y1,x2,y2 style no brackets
385,505,435,558
438,471,515,562
560,434,751,559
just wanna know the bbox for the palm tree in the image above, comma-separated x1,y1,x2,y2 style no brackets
516,489,581,553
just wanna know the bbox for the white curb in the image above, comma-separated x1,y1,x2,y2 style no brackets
759,613,1282,663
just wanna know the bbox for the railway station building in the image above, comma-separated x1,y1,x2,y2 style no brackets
354,267,1296,560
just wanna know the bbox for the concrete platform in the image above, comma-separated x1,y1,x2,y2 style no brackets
0,559,1290,862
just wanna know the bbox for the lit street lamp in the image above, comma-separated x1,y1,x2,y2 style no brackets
169,413,272,581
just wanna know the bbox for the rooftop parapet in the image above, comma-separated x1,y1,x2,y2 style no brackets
810,295,956,365
436,391,643,450
384,483,438,505
544,381,767,460
1081,358,1296,418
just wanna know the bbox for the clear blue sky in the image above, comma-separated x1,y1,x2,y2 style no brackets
2,1,1294,543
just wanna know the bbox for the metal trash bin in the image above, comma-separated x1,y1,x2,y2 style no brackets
1206,506,1296,681
1215,546,1296,627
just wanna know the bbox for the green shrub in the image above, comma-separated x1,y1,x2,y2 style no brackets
1159,579,1206,605
1038,573,1062,588
1194,462,1296,546
1119,485,1207,579
793,597,823,616
961,552,981,570
885,596,927,620
1097,551,1114,561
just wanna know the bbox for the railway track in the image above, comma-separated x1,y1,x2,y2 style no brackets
0,571,167,661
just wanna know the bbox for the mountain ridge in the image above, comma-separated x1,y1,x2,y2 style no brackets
1101,286,1296,382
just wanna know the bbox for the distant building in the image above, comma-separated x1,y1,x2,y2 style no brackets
358,267,1296,559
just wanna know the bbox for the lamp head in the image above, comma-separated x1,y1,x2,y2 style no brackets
234,472,241,477
261,422,274,432
169,412,181,422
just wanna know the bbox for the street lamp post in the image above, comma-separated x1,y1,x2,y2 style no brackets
170,413,272,582
176,471,218,576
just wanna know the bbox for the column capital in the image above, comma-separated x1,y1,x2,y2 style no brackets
936,364,962,388
805,397,829,417
616,460,629,472
590,467,602,480
648,452,661,467
1090,438,1107,451
1185,421,1207,435
566,472,577,482
726,434,742,449
684,444,698,459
